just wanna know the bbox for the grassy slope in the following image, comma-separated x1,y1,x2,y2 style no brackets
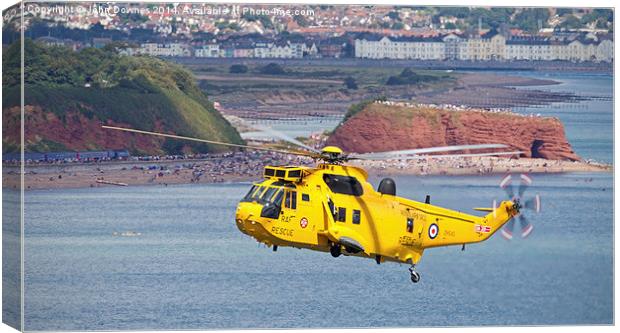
2,40,243,154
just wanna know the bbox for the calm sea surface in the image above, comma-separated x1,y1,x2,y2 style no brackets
485,70,613,164
12,72,614,330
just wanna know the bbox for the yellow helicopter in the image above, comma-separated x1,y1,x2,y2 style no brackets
103,125,541,283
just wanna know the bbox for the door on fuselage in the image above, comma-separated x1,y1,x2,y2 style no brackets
280,188,298,224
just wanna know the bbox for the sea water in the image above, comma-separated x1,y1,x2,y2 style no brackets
490,71,613,164
19,173,613,330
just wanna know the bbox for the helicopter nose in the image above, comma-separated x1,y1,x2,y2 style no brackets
235,202,262,234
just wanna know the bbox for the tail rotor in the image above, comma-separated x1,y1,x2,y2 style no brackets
497,174,542,240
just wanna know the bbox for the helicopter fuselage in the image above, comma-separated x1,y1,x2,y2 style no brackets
235,163,517,265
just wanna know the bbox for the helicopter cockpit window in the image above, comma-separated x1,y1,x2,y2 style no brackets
242,185,265,202
243,185,257,201
261,187,278,202
259,188,284,219
242,185,286,206
270,189,284,206
322,174,364,196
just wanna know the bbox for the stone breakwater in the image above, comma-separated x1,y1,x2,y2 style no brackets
326,102,579,161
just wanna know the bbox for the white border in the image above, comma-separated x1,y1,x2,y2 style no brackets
0,1,617,333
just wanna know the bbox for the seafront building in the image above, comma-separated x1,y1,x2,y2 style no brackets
353,35,445,60
354,31,613,62
98,29,613,62
121,42,193,57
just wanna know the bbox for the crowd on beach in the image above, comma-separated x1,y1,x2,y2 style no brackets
5,148,608,191
374,101,546,118
357,155,603,176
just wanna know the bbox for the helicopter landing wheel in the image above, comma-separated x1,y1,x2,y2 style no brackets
330,243,341,258
409,266,420,283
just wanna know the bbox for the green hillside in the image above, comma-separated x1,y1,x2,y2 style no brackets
2,39,243,154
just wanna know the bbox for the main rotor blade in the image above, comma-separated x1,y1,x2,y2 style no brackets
101,125,320,158
250,124,320,153
378,151,525,160
350,143,509,160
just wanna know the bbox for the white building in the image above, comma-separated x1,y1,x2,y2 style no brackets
355,36,445,60
194,44,220,58
135,43,192,57
596,39,614,62
459,31,506,61
355,33,613,63
505,38,554,61
254,41,304,58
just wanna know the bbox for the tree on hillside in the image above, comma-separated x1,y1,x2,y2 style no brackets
229,64,248,74
555,8,573,17
514,8,551,32
436,7,470,19
259,63,285,75
387,11,401,20
559,15,582,30
392,22,405,30
344,76,358,90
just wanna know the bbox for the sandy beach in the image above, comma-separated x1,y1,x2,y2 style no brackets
2,154,611,191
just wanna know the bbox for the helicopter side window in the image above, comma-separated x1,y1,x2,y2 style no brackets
301,193,310,202
352,210,361,225
284,191,297,209
322,174,364,196
337,207,347,222
406,218,414,233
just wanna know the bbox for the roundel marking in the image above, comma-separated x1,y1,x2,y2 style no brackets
300,217,309,229
428,223,439,239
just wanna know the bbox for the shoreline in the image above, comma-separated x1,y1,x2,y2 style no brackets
211,71,604,121
174,57,613,74
3,156,611,191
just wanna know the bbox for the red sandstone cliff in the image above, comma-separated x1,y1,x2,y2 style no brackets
3,106,167,155
326,103,579,161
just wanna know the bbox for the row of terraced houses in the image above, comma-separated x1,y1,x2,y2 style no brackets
355,31,613,62
120,40,319,58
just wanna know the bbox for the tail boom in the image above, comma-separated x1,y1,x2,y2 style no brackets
421,201,516,249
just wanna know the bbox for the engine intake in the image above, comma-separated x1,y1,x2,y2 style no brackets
377,178,396,196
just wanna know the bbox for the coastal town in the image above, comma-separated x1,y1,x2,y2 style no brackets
5,4,613,63
2,3,614,190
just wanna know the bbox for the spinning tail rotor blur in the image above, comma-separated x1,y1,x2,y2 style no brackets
496,174,542,240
